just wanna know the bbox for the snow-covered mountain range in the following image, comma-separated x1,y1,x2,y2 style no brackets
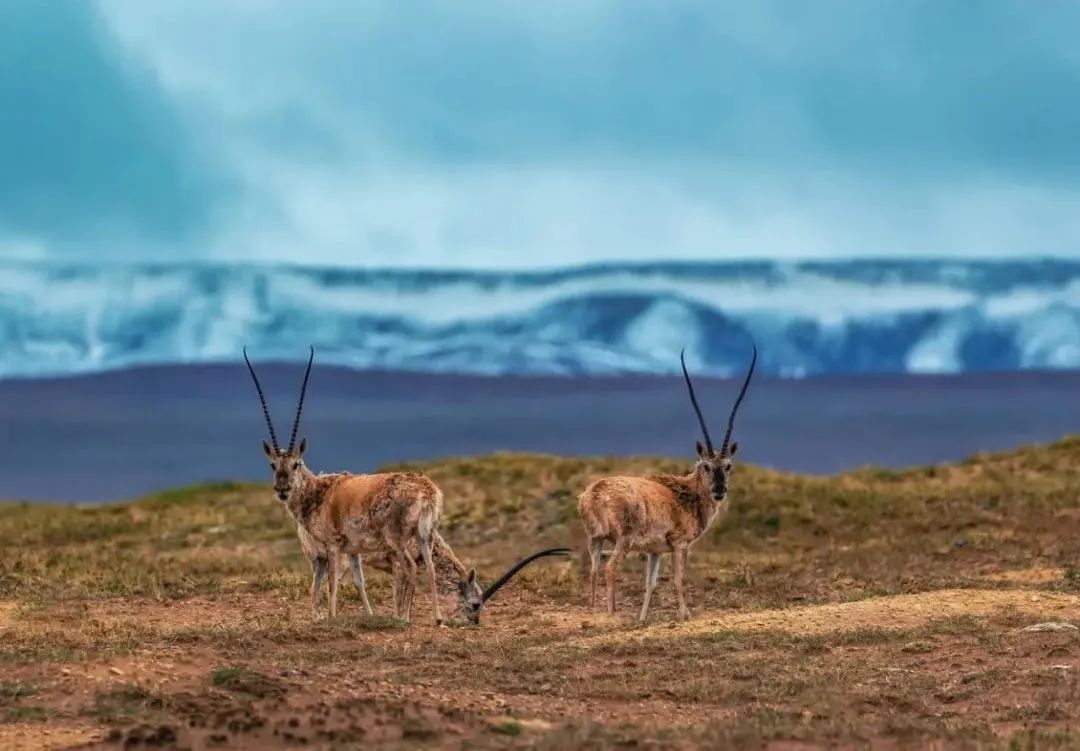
1,259,1077,378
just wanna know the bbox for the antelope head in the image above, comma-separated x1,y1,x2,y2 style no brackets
454,548,571,625
244,346,315,502
680,345,757,501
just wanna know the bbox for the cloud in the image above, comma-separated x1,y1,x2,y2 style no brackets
0,0,230,251
5,1,1080,266
100,1,1080,172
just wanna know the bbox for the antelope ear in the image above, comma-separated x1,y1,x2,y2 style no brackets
695,441,707,459
729,441,739,457
297,437,308,457
262,441,275,459
467,568,477,585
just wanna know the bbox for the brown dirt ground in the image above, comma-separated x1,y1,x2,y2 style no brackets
567,589,1080,647
2,577,1080,750
3,442,1080,749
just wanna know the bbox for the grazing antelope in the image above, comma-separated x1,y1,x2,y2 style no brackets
368,531,571,625
577,346,757,622
245,347,571,625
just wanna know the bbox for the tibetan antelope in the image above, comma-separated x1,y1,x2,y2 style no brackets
245,347,570,625
577,346,757,622
368,531,571,625
245,346,445,624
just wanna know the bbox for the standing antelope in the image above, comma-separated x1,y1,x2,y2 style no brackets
245,347,445,624
245,347,571,625
577,346,757,622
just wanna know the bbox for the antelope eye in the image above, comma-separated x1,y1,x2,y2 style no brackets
292,462,300,470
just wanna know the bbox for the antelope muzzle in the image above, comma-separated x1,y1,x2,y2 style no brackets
467,602,481,625
274,472,291,501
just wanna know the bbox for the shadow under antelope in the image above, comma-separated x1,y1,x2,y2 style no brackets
577,346,757,622
244,347,569,625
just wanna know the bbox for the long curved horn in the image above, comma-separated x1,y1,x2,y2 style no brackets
720,343,758,456
243,347,280,453
480,547,571,603
287,346,314,453
680,349,714,454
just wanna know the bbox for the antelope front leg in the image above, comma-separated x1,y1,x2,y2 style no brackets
673,545,690,620
327,551,341,619
604,538,629,615
311,556,328,617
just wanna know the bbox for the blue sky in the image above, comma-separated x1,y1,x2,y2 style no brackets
2,0,1080,268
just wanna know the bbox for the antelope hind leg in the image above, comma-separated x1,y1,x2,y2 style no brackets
638,553,661,623
588,537,604,610
605,538,629,615
347,554,374,617
419,536,443,625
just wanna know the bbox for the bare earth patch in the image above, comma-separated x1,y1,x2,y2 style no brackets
568,589,1080,649
0,721,103,751
982,566,1064,585
1,587,1079,750
0,601,16,631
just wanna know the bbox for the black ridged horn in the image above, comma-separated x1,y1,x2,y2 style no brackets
720,344,757,456
480,548,571,603
244,346,280,453
287,346,314,453
680,349,714,455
